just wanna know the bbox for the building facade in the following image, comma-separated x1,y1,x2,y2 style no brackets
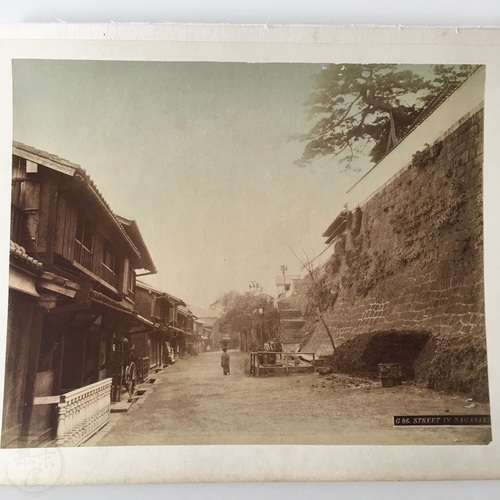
3,143,156,447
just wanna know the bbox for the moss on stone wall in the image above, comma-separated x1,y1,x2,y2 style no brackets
416,332,489,402
411,140,443,170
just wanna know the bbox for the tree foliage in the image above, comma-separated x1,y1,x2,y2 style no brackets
210,290,278,346
295,64,478,168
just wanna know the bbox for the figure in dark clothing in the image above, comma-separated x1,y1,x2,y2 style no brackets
221,348,230,375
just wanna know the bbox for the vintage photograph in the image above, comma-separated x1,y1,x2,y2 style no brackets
2,55,491,452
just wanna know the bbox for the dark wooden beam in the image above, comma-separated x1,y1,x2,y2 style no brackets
45,301,91,315
21,306,45,440
45,181,59,265
53,328,66,396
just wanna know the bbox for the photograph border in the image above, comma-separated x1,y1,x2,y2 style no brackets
0,23,499,485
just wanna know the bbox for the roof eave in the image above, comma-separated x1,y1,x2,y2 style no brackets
13,142,142,261
322,211,348,238
115,215,157,273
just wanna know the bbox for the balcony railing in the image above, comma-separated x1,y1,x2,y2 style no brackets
101,263,119,289
74,239,93,271
74,240,120,291
55,378,112,447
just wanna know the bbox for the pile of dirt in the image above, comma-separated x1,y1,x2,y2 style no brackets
418,333,489,402
320,372,377,390
331,330,431,379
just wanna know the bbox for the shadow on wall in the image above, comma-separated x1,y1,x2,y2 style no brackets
331,329,489,402
332,330,431,379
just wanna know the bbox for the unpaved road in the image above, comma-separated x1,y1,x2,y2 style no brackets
86,350,491,446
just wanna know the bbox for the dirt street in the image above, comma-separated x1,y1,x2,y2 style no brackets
86,350,491,446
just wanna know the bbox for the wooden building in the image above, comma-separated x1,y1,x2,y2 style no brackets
198,317,239,351
197,317,217,351
177,305,195,356
133,281,186,373
3,143,156,447
194,319,209,353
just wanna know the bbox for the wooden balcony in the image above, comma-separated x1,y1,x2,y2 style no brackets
74,239,94,271
101,263,119,289
73,240,120,292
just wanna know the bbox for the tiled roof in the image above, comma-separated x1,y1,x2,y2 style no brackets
178,305,194,316
115,215,156,273
40,271,81,291
90,290,135,314
9,240,43,271
197,317,218,327
10,241,83,295
322,210,348,240
78,174,141,258
409,83,461,131
135,280,162,294
165,292,186,307
380,82,462,163
13,141,81,171
136,280,186,307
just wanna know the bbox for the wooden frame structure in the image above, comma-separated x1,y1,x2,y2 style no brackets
249,351,317,376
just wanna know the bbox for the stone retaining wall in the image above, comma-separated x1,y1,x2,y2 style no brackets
303,108,484,359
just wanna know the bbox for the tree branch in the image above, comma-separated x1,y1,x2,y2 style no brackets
288,246,337,354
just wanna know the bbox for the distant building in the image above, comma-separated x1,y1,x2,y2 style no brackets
133,281,186,375
197,317,217,351
276,274,302,300
197,317,239,350
322,210,348,247
178,305,200,355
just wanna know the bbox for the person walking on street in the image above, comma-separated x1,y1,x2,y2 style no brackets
221,347,230,375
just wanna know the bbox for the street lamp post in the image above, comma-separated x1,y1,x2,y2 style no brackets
258,304,264,347
280,265,288,294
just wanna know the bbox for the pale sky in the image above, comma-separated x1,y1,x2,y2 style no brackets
12,60,369,314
